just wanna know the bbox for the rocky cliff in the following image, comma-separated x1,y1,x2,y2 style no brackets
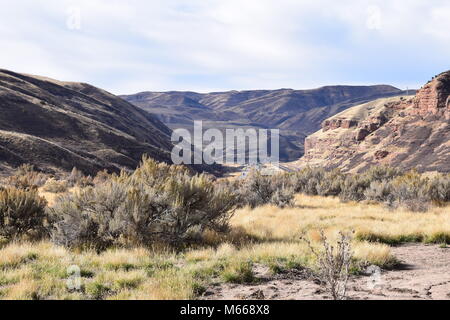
298,71,450,173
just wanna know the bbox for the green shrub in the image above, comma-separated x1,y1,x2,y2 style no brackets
50,181,129,250
340,166,403,203
364,166,403,182
0,187,48,239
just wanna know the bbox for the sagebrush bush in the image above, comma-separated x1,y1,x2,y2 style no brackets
364,166,403,182
93,170,112,185
67,167,83,186
1,164,48,190
130,155,191,187
388,171,430,212
42,178,69,193
291,167,324,195
364,180,394,204
67,168,93,188
235,171,295,209
302,230,353,300
270,186,295,208
316,169,345,197
426,175,450,205
340,166,403,203
51,181,135,250
51,157,237,250
339,175,371,202
287,165,450,211
0,187,48,239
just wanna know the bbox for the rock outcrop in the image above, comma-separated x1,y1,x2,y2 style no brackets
298,71,450,173
412,71,450,119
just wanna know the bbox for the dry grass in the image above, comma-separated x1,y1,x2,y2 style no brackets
38,187,79,207
0,194,448,300
232,194,450,245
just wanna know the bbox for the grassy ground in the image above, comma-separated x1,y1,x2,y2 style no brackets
0,194,448,300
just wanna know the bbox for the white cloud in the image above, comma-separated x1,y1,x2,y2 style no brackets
0,0,448,93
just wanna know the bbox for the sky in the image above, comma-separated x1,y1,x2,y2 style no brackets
0,0,449,94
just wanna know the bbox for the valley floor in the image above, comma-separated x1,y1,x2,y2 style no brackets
1,195,449,300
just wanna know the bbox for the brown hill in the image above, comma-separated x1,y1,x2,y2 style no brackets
122,85,405,161
298,71,450,173
0,69,173,175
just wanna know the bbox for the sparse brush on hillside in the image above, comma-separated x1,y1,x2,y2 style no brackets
51,157,238,250
1,164,48,190
0,187,48,240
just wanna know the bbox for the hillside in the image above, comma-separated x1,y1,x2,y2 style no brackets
122,85,406,161
298,71,450,173
0,69,173,175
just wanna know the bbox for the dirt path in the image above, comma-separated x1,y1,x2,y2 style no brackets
202,244,450,300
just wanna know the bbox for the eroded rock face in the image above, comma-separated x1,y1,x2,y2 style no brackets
322,119,358,131
298,71,450,173
413,72,450,116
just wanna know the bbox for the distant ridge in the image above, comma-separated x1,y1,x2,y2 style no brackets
122,85,406,161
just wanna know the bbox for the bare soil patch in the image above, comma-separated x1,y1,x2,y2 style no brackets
202,244,450,300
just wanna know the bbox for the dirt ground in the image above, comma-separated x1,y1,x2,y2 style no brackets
202,244,450,300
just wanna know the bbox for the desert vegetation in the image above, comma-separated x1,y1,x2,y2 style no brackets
0,159,449,300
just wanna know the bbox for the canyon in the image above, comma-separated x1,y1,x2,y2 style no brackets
122,85,406,162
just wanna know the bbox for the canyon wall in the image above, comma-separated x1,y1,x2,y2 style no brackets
298,71,450,173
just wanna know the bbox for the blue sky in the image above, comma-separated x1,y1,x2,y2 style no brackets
1,0,449,94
